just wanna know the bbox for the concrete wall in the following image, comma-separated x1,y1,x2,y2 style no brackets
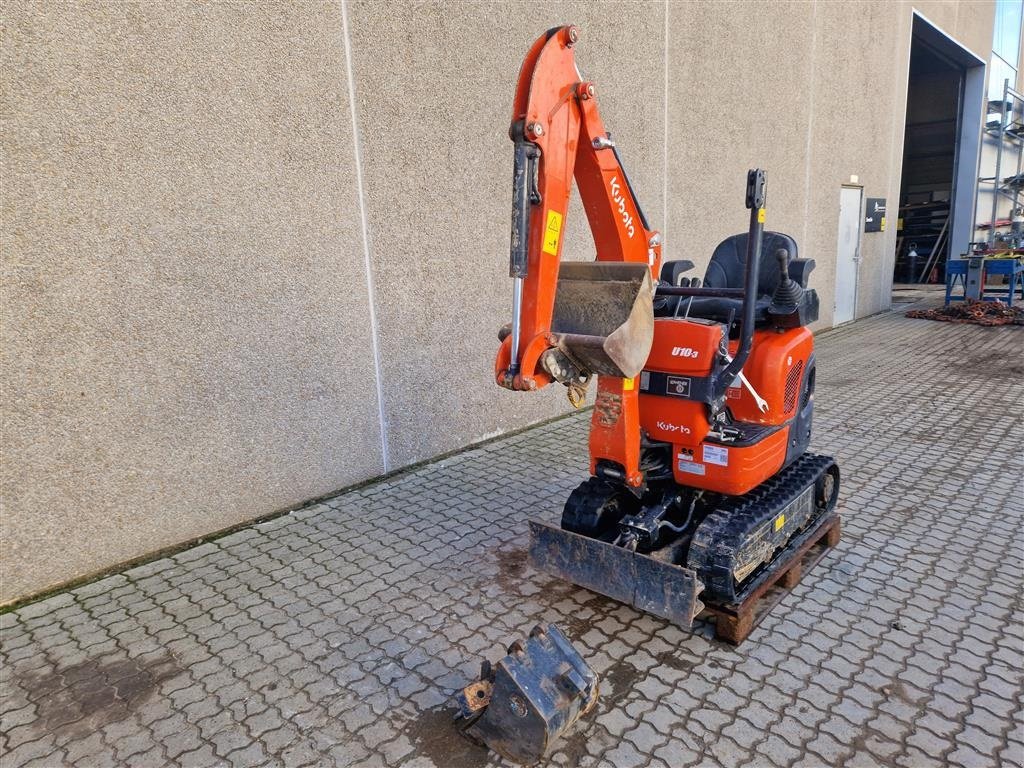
2,2,386,602
1,0,995,603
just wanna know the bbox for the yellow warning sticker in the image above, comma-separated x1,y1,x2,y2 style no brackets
880,217,887,231
542,210,563,255
757,208,766,224
775,514,785,531
622,377,635,391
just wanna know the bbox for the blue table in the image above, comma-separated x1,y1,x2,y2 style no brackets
945,256,1024,306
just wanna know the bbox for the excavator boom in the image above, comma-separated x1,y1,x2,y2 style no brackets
495,24,661,487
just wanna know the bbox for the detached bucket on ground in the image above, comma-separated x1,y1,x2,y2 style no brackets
456,624,599,765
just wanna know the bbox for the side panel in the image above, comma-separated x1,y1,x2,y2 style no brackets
673,428,790,496
639,324,814,496
645,318,722,375
640,398,710,445
728,327,815,425
784,354,816,467
639,326,813,442
639,317,722,445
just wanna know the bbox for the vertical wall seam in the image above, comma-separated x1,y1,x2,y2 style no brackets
341,0,390,472
801,0,818,255
663,0,669,254
886,7,916,309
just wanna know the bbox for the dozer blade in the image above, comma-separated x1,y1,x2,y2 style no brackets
550,262,654,378
457,624,598,765
528,520,705,626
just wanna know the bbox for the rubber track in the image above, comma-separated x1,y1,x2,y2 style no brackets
561,476,631,539
687,452,836,604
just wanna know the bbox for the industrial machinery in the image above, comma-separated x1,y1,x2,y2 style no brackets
495,26,840,628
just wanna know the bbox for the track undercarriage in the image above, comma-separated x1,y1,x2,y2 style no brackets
529,453,840,624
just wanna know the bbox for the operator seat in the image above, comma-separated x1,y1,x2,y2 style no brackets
656,231,817,333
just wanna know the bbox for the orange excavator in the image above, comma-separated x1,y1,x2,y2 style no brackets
495,26,840,627
460,25,841,764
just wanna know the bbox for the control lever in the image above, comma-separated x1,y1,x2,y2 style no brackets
769,248,803,311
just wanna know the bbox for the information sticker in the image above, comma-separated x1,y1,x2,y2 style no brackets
703,444,729,467
542,210,563,255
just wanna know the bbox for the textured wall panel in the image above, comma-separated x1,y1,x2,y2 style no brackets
346,0,666,470
1,2,384,601
665,1,817,316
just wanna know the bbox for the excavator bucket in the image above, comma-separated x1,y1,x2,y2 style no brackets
456,624,598,765
528,520,705,627
550,262,654,378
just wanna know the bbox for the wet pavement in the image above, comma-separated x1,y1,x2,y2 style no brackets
2,297,1022,767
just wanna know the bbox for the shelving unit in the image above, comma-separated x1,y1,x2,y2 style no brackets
896,199,950,282
948,79,1024,306
977,78,1024,247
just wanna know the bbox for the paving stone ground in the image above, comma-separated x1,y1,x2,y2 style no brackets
2,296,1023,768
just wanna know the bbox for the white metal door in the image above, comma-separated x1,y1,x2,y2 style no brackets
834,187,862,325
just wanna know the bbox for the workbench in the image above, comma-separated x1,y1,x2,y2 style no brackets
945,255,1024,306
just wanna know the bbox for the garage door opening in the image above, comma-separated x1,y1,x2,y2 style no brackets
894,15,986,286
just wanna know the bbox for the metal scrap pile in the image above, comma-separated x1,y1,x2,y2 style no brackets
906,299,1024,326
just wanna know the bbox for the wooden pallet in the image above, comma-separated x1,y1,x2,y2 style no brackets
702,514,841,646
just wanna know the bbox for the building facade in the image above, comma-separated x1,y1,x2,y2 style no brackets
1,1,1001,602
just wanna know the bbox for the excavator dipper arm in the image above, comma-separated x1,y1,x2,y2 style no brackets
495,25,661,488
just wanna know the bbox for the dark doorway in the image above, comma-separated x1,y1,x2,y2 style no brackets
895,40,964,284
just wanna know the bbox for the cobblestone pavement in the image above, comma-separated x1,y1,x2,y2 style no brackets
2,301,1022,768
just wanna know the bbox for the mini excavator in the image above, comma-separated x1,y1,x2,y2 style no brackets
495,26,840,628
461,25,842,764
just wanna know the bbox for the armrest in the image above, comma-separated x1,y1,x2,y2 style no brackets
789,258,816,288
660,259,696,286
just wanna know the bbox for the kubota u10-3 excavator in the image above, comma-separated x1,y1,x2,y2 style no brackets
459,25,842,764
495,25,840,630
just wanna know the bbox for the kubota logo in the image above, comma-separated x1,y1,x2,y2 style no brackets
656,420,691,435
609,176,635,238
671,347,699,358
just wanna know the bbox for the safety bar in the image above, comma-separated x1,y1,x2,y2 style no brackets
714,169,766,394
654,286,745,299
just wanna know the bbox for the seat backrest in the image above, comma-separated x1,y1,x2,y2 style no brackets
703,231,799,296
